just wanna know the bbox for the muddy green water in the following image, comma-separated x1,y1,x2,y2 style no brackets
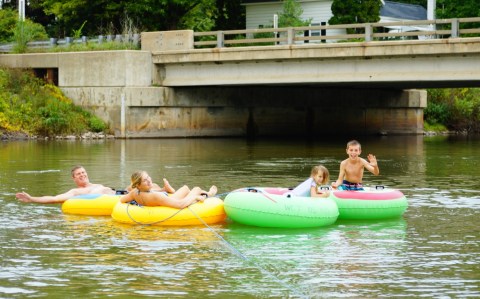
1,136,479,298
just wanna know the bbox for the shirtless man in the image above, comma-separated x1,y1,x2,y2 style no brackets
331,140,379,191
16,165,115,204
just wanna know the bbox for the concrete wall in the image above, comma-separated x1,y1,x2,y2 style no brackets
61,85,425,138
0,51,152,87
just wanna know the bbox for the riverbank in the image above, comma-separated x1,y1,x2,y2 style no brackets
1,129,461,141
0,130,114,140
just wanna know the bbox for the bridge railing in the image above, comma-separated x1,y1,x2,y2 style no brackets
0,34,140,53
193,17,480,48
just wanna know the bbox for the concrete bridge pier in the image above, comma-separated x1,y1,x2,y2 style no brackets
167,86,426,138
81,85,424,138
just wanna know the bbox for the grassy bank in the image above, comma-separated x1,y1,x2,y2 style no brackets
0,67,108,138
424,88,480,134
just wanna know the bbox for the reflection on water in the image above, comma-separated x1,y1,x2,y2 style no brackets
0,136,479,297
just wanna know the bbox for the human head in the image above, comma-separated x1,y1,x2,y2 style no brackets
130,170,151,189
311,165,329,185
70,166,89,187
346,140,361,150
71,165,85,177
346,140,362,159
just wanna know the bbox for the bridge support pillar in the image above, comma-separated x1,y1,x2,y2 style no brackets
63,85,426,138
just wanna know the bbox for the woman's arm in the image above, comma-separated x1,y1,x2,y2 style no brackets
120,191,134,203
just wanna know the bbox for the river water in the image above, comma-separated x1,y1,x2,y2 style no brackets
0,136,479,298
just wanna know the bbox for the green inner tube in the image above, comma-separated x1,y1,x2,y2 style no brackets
224,188,339,228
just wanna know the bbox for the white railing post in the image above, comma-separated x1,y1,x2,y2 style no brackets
451,18,459,38
216,31,224,48
365,23,372,41
287,28,294,45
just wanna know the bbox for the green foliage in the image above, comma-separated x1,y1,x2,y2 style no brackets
39,0,224,36
330,0,382,33
88,116,107,132
253,29,276,46
0,8,17,43
13,19,48,53
277,0,311,28
46,41,140,52
436,0,480,20
72,20,87,39
213,0,245,31
0,67,108,137
424,99,450,125
426,88,480,133
179,0,217,32
436,0,480,36
423,122,448,132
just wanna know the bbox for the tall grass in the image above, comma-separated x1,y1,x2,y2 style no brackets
0,67,108,137
13,20,48,53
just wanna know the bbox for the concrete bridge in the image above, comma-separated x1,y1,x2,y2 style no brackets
152,37,480,89
1,19,479,138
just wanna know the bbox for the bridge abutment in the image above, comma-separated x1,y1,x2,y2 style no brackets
62,85,425,138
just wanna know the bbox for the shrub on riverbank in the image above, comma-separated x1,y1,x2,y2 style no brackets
425,88,480,133
0,67,108,137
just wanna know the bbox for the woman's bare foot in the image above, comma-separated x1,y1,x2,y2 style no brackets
163,178,175,193
207,185,217,197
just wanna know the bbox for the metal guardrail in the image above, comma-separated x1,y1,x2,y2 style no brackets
193,17,480,48
0,33,140,53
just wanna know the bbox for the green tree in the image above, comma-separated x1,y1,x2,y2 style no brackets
436,0,480,29
397,0,480,20
41,0,122,37
213,0,245,30
39,0,220,36
0,8,17,42
329,0,382,33
277,0,311,28
5,0,246,37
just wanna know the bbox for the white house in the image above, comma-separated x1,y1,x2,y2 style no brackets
243,0,429,40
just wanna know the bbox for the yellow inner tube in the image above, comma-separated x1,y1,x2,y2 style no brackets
62,194,121,216
111,197,226,226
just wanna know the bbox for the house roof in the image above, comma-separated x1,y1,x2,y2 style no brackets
381,1,427,20
243,0,281,3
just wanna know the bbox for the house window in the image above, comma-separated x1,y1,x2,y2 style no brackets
310,23,320,37
310,22,327,43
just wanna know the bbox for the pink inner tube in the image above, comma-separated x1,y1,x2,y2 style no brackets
332,189,405,200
